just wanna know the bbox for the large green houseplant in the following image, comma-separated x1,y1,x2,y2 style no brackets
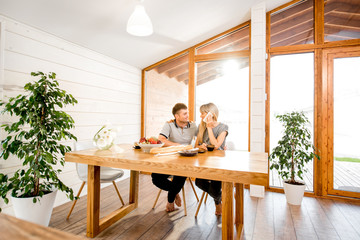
269,111,319,205
0,71,77,224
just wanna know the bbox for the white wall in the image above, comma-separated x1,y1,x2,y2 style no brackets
250,2,266,153
0,15,141,215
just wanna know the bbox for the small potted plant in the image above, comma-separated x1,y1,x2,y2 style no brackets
0,71,78,226
269,111,319,205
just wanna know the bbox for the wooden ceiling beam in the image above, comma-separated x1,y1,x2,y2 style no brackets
324,25,360,39
197,75,219,86
271,0,313,23
324,17,360,30
271,11,313,35
197,69,220,83
272,32,314,47
326,10,360,19
168,64,189,78
196,28,249,55
324,1,360,15
155,55,188,74
271,20,314,45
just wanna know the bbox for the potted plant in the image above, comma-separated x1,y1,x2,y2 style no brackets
0,71,78,226
269,111,319,205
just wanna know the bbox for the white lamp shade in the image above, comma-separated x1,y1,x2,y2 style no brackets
127,5,153,36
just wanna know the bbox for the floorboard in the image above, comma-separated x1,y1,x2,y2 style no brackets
50,174,360,240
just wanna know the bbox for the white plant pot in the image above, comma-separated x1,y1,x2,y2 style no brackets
283,181,306,205
11,189,57,226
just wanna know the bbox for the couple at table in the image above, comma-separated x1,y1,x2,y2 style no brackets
151,102,228,215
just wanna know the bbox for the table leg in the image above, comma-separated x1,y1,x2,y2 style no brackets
235,183,244,238
129,170,139,207
87,165,100,238
222,181,234,240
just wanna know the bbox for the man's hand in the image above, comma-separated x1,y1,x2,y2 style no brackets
158,135,180,147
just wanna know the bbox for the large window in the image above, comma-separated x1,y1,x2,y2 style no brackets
195,58,249,150
269,52,314,191
145,53,189,137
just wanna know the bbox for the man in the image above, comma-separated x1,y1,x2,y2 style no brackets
151,103,197,212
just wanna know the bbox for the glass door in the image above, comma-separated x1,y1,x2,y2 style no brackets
326,47,360,198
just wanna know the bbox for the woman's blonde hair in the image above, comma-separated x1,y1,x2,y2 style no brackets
197,103,219,144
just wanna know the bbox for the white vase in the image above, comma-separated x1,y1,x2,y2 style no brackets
11,189,57,226
283,181,306,205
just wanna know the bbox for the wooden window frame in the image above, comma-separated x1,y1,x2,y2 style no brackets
266,0,360,200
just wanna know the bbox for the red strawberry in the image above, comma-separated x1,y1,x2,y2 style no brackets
139,137,146,143
157,140,162,144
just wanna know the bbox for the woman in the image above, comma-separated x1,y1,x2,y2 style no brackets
195,103,228,215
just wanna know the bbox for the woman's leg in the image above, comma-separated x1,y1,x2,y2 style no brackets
195,178,210,193
208,180,222,205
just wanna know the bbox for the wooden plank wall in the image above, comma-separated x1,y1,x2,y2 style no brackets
0,15,141,215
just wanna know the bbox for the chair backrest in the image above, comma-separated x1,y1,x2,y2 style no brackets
75,141,95,181
226,141,235,151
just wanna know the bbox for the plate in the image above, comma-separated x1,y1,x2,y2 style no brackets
178,148,199,157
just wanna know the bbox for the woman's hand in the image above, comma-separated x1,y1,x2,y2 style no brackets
198,143,207,151
205,113,216,128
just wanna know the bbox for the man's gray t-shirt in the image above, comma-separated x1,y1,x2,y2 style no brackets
160,120,197,145
202,123,229,150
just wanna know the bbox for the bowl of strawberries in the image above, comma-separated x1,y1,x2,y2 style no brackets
138,137,164,153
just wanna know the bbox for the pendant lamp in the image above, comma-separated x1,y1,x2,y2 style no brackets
127,0,153,36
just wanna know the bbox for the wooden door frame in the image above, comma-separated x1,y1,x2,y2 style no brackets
324,46,360,198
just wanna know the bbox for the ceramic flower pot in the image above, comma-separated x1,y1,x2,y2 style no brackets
11,189,58,226
283,180,306,205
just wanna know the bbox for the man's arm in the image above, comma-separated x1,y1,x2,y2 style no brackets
158,135,180,147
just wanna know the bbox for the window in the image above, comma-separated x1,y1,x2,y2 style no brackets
196,25,249,55
269,52,314,191
145,53,189,137
324,0,360,42
270,0,314,47
195,58,249,150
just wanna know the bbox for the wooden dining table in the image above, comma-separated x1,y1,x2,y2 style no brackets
65,144,268,239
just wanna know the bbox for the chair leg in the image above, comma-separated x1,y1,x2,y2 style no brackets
152,189,162,209
182,187,187,216
195,191,206,218
66,181,85,220
188,178,199,202
204,192,209,204
112,181,125,206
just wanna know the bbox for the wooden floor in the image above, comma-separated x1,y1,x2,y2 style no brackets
50,174,360,240
270,161,360,193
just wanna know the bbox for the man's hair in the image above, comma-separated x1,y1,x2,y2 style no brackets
172,103,187,116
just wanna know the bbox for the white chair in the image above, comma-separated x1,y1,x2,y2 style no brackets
66,141,125,220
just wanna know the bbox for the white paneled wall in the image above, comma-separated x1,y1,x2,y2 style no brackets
0,15,141,215
250,2,266,153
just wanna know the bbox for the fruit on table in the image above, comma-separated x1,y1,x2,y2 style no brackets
139,137,162,144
